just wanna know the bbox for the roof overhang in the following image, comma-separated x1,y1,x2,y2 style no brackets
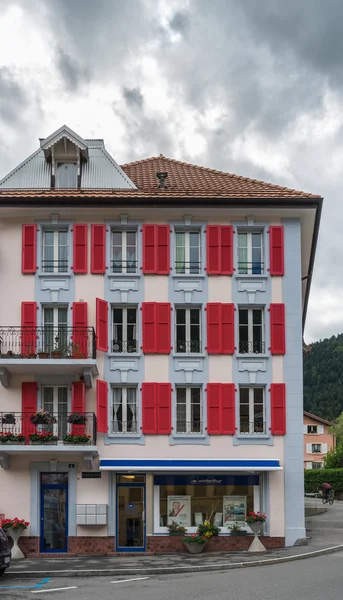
99,458,282,472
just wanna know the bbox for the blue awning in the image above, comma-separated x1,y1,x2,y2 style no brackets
99,458,282,472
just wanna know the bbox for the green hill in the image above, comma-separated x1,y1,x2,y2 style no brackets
304,333,343,421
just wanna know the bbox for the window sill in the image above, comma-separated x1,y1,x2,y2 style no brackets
236,434,270,440
172,433,206,439
108,352,141,358
236,353,269,359
108,273,140,278
173,353,205,359
38,272,71,278
235,274,269,279
172,273,205,279
107,433,141,439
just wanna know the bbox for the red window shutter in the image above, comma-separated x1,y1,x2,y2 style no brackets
96,298,108,352
269,226,284,276
71,381,86,435
270,303,286,355
207,303,221,354
221,384,235,434
157,383,172,434
142,303,157,353
206,225,220,274
73,224,88,274
157,303,171,354
271,383,286,435
96,380,108,433
22,382,37,439
91,224,106,274
72,302,88,358
221,226,233,275
156,225,170,274
221,303,235,354
22,224,37,274
142,225,156,274
142,383,157,434
207,383,221,434
21,301,37,356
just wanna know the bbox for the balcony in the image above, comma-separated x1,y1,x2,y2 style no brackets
175,340,202,354
239,421,266,435
238,341,265,354
0,327,98,388
176,420,203,434
111,339,138,354
237,262,264,275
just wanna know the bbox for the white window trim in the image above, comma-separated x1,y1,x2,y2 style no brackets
111,229,137,274
153,485,260,534
175,231,201,275
111,387,137,434
176,387,202,434
238,231,263,275
175,307,201,354
312,443,322,453
42,229,69,274
239,387,265,433
238,308,264,353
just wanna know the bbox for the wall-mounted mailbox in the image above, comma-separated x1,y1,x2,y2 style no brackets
76,504,108,525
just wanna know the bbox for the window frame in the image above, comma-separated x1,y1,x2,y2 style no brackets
237,230,264,275
56,162,77,189
111,386,138,434
111,305,138,354
312,443,322,453
307,425,318,434
175,306,202,354
239,387,265,435
175,230,201,275
238,307,264,354
41,384,70,438
42,228,69,274
175,386,202,434
111,229,138,274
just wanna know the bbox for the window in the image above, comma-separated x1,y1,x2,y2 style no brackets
238,231,263,275
56,163,77,188
312,444,321,453
111,230,137,274
238,308,264,354
176,387,202,434
307,425,318,434
42,229,68,273
42,386,68,439
42,306,68,353
175,308,201,353
175,231,201,274
112,307,137,353
112,387,137,433
312,462,322,469
239,388,265,434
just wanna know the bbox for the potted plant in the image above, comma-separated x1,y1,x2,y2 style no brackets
51,349,63,359
183,532,207,554
197,520,220,538
63,434,91,445
67,412,86,425
30,410,57,425
2,517,30,560
245,511,267,535
228,522,247,536
0,432,25,444
28,352,37,358
29,431,58,445
1,413,16,425
167,521,186,536
37,348,49,359
65,343,83,359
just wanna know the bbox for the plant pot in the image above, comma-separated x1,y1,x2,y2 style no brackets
0,440,25,445
31,416,49,425
249,522,262,536
51,351,63,359
1,416,16,425
71,417,86,425
7,528,25,560
30,440,58,445
38,352,49,359
184,542,205,554
230,531,247,536
28,353,37,358
169,531,183,536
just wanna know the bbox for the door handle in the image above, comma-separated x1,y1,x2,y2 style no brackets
142,510,146,522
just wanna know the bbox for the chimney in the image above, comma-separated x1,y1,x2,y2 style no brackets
156,172,168,188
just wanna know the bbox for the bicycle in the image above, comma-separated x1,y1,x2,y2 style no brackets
322,489,334,505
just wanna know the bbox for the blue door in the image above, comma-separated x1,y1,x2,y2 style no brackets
116,482,146,552
40,473,68,553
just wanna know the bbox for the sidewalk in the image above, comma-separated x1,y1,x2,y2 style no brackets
6,500,343,578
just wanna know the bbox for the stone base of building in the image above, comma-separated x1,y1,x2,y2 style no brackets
18,535,285,557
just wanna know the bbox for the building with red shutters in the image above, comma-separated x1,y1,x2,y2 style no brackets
0,125,322,555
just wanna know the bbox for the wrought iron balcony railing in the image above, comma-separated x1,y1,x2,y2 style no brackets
111,339,138,353
175,261,201,275
237,262,264,275
238,341,265,354
175,340,202,353
240,421,266,435
41,259,69,273
176,420,203,434
111,420,138,434
0,326,96,359
111,259,138,274
0,412,97,445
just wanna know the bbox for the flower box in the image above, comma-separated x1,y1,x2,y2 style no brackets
1,414,16,425
169,531,183,536
230,531,247,536
30,441,58,445
0,440,25,445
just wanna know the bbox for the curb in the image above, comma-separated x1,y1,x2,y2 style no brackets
5,544,343,578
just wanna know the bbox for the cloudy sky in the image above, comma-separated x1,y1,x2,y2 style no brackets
0,0,342,343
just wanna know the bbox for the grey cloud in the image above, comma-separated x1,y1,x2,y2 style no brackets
0,67,26,123
122,87,144,108
169,11,190,36
56,48,90,91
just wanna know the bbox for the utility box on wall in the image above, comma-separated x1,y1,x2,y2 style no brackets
76,504,108,525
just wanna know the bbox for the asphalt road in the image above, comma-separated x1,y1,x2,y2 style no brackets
1,551,343,600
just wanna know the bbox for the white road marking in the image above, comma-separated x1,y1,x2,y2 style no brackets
111,577,150,584
31,586,78,594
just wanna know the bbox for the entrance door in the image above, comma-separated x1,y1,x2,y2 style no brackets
40,473,68,553
116,482,145,551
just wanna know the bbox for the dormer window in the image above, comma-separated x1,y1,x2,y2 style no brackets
56,163,77,188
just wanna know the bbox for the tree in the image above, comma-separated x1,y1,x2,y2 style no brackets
324,443,343,469
329,412,343,444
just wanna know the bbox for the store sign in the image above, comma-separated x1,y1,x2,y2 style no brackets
191,476,224,485
154,474,260,486
82,472,102,479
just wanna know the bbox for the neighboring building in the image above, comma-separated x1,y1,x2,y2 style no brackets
304,411,334,469
0,125,322,555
